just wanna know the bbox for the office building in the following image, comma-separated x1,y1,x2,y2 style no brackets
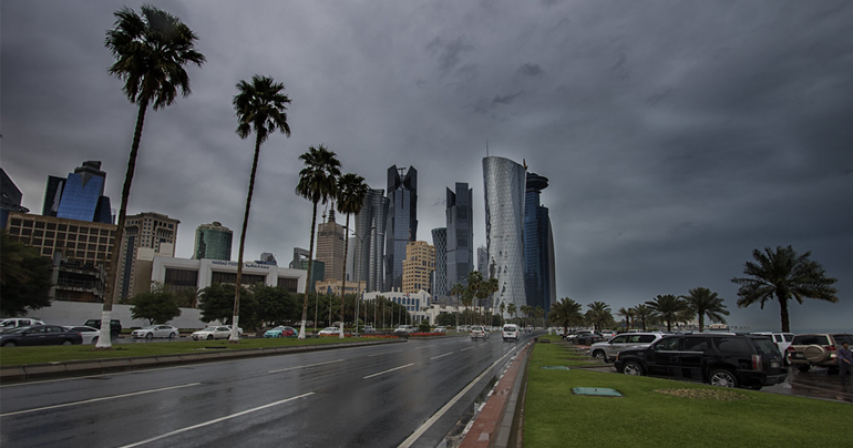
256,253,277,265
151,256,305,295
316,210,346,282
431,227,447,298
483,156,527,313
402,241,435,294
43,161,113,224
193,222,233,260
289,247,325,293
363,289,431,324
446,183,474,292
384,165,418,291
353,188,389,292
524,172,556,315
1,168,29,228
117,212,179,301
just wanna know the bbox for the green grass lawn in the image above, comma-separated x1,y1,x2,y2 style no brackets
0,336,397,367
524,342,849,448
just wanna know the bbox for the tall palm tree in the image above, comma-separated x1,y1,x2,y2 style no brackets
680,287,730,332
450,283,464,328
336,173,368,338
520,305,533,328
295,145,341,339
466,271,484,324
229,75,291,342
585,301,613,332
646,294,689,332
632,304,655,332
548,297,583,336
100,5,205,348
731,246,838,333
616,307,633,330
499,301,506,319
507,303,517,324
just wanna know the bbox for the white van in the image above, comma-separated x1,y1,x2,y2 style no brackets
502,324,520,342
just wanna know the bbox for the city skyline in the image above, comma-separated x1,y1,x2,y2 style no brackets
2,0,851,331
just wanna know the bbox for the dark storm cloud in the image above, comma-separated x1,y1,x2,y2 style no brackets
426,36,474,74
517,63,544,78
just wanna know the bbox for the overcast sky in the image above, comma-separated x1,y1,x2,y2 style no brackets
2,0,851,332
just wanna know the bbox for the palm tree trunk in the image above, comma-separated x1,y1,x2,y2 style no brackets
339,214,350,339
230,133,262,342
298,201,319,339
778,292,790,333
97,99,148,349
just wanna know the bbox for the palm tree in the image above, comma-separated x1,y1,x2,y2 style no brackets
499,301,506,319
731,246,838,332
616,307,634,330
507,303,517,324
646,294,689,332
680,287,730,332
335,173,368,338
632,304,655,332
585,301,613,332
548,297,583,336
520,305,533,328
295,145,342,339
100,5,205,348
466,271,484,324
450,283,464,328
533,306,544,328
229,75,292,342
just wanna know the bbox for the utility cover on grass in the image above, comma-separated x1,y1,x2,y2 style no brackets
540,366,570,370
572,387,622,397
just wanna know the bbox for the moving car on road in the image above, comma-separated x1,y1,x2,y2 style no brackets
192,326,232,340
0,325,83,347
264,326,297,338
470,326,489,340
131,325,178,339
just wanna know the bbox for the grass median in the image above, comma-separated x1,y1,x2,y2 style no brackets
524,340,848,448
0,336,401,367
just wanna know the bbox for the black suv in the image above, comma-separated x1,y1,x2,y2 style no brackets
614,334,787,389
83,319,122,338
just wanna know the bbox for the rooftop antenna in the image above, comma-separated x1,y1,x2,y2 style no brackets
486,139,490,157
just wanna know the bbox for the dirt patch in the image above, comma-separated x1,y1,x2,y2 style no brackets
655,388,750,400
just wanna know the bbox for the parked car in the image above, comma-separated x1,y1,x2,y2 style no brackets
614,333,787,389
264,326,297,338
394,325,415,334
502,324,520,342
361,325,377,334
589,332,665,362
787,333,853,372
83,319,122,338
0,325,83,347
600,330,616,339
64,325,101,345
318,326,341,336
751,332,795,365
192,326,232,340
131,325,178,339
0,318,46,331
470,326,489,340
566,331,604,345
434,326,447,334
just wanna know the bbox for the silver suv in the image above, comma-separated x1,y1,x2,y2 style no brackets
787,333,853,372
470,326,489,340
589,332,665,362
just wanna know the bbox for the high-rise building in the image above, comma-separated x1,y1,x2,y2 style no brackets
117,212,179,301
431,227,447,298
477,246,488,276
256,252,277,265
1,168,29,228
289,247,325,293
384,165,418,291
524,172,556,315
446,182,474,292
353,188,389,292
316,210,346,282
402,241,435,294
43,161,113,224
483,156,527,313
193,222,233,260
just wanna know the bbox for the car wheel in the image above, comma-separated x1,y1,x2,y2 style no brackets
207,335,214,340
796,364,811,373
2,341,16,347
92,336,99,345
145,333,153,339
169,333,176,339
593,350,607,362
709,368,738,388
62,340,72,345
622,361,644,376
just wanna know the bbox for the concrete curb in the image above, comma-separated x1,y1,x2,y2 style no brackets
0,338,407,382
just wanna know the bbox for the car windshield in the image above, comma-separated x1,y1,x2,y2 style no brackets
268,327,284,332
503,326,515,331
0,321,18,328
141,326,157,330
199,327,218,332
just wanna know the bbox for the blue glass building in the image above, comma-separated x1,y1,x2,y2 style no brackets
446,182,474,292
45,161,113,224
384,165,417,291
354,188,389,292
524,172,556,315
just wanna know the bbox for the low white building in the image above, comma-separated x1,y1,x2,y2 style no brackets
151,256,307,294
363,289,432,324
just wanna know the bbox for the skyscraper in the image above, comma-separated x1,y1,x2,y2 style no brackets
353,188,389,292
431,227,447,298
1,168,29,228
524,172,556,315
402,241,435,294
477,246,488,276
193,222,233,260
384,165,417,291
118,212,179,301
483,156,527,313
316,210,346,282
43,161,113,224
446,182,474,293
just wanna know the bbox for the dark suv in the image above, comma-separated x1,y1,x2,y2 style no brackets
614,334,787,389
83,319,122,338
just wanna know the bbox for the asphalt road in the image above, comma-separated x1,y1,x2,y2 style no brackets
0,332,536,448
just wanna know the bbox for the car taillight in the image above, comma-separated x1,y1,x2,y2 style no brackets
751,354,762,370
825,346,837,352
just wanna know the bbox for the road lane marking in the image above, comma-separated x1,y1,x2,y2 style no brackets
397,343,526,448
363,363,415,379
268,359,344,374
116,392,315,448
415,345,435,349
430,352,453,360
368,350,403,357
460,347,474,352
0,383,201,418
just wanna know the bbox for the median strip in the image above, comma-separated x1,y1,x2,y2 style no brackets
363,363,415,379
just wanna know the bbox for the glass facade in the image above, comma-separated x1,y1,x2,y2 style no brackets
52,161,113,224
524,172,557,316
483,156,527,312
431,227,447,298
194,222,233,260
384,165,418,291
446,183,474,294
353,188,389,292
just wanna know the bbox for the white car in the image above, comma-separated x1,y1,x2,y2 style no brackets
318,326,340,336
1,318,46,331
470,326,489,340
502,324,520,342
192,326,232,340
131,325,179,339
64,325,101,344
225,325,243,336
393,325,414,334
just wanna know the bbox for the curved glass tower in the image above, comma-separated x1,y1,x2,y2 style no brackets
483,156,527,313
